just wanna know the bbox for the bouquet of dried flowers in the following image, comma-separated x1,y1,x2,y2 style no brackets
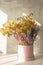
0,13,42,45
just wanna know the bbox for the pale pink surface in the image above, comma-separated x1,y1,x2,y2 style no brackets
18,45,34,62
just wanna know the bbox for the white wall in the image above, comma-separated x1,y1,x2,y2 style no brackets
0,0,43,54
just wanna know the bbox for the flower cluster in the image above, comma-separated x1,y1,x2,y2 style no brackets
0,14,41,45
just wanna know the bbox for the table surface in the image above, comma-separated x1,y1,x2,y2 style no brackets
0,54,43,65
17,54,43,65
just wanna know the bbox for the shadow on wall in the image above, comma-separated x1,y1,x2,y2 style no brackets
34,29,43,54
7,36,18,54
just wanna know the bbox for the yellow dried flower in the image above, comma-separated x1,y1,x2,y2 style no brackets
0,15,35,36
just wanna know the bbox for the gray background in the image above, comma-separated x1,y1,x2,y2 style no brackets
0,0,43,54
